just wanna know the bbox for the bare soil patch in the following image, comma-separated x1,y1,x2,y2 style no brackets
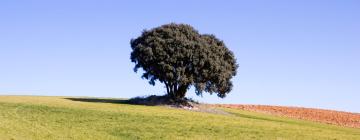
217,104,360,128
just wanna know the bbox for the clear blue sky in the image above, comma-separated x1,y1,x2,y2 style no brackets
1,0,359,112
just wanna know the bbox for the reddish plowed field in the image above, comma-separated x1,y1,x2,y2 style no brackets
217,104,360,128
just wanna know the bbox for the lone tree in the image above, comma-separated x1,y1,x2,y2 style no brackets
130,23,238,100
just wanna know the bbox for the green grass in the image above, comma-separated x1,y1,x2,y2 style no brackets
0,96,359,140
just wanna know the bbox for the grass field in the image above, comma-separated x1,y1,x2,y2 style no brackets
0,96,359,140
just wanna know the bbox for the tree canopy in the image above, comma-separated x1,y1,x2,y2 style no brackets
130,23,238,99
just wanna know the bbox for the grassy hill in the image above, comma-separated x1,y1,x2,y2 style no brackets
0,96,359,140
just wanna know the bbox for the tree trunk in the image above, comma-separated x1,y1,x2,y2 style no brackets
175,84,189,99
168,83,175,99
165,82,189,100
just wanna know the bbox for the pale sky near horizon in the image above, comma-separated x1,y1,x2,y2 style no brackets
1,0,359,112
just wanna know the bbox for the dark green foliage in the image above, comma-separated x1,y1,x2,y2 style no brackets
130,23,238,99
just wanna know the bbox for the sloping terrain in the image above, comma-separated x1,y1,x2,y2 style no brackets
217,104,360,128
0,96,359,140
